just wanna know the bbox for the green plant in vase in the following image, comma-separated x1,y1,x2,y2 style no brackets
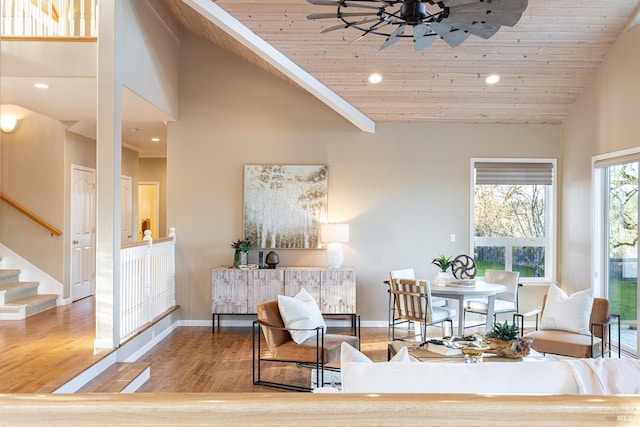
487,320,519,341
485,320,531,358
432,254,454,278
231,239,251,268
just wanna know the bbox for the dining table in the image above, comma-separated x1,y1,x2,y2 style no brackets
430,280,506,337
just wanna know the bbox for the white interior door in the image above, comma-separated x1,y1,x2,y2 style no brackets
121,175,133,243
71,165,96,302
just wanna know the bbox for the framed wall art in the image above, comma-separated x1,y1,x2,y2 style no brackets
243,164,328,249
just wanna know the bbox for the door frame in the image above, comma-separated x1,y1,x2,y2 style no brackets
138,181,160,240
592,147,640,356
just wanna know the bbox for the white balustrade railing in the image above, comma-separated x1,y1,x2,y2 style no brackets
1,0,98,37
120,228,176,343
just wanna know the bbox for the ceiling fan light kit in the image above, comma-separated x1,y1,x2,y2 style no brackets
307,0,529,51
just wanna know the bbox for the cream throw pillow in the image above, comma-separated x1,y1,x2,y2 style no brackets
277,288,326,344
540,283,594,336
340,342,418,364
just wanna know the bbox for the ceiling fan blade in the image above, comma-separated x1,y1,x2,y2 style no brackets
307,12,378,20
428,21,470,48
320,17,381,33
441,0,527,12
446,0,528,27
306,0,341,5
413,24,437,51
443,19,501,39
306,0,382,8
379,24,406,51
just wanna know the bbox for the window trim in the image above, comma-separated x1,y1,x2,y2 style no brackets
470,157,557,283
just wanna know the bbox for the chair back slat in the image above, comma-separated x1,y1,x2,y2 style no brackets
391,278,431,323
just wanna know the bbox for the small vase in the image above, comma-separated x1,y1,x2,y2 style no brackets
233,250,249,267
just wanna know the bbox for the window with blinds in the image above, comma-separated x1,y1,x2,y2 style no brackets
471,159,556,281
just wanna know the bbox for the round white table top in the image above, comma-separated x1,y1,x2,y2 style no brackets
430,280,506,296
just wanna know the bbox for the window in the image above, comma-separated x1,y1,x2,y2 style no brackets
471,159,556,282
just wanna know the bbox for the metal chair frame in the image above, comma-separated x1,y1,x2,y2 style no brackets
252,315,361,392
388,278,454,342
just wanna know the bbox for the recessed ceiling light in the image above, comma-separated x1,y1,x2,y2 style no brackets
368,73,383,84
485,74,501,85
151,137,160,143
34,83,49,89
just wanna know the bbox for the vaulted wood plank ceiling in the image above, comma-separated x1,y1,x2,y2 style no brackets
165,0,640,126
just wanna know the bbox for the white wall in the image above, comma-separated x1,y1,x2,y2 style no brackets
168,33,562,321
561,27,640,293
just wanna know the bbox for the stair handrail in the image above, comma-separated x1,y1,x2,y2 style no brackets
0,193,62,236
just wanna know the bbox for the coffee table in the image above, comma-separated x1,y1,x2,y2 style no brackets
388,341,545,363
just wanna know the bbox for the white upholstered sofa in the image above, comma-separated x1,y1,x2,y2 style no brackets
338,343,640,395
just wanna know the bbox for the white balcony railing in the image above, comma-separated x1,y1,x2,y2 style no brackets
120,228,177,343
1,0,98,37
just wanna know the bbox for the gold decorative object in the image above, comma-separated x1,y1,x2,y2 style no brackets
486,338,532,359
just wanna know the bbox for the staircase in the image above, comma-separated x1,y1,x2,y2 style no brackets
0,269,58,320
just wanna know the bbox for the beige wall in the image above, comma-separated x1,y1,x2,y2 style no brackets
139,158,167,238
168,34,562,321
0,111,66,281
560,27,640,294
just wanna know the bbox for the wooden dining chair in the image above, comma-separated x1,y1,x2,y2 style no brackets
388,278,456,342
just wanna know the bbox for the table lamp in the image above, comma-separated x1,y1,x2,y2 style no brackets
320,223,349,268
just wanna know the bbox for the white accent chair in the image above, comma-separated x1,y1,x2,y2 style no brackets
464,269,520,329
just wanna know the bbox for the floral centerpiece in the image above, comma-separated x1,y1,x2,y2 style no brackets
231,239,251,268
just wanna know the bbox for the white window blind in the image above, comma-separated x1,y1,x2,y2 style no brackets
594,152,640,169
475,162,554,185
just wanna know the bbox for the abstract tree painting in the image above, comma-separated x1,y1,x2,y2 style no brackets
243,165,328,249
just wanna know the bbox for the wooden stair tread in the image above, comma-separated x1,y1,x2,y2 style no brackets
78,362,151,393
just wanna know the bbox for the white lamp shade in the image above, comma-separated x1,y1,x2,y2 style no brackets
320,223,349,243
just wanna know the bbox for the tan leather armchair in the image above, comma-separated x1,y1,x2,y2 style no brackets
252,300,360,392
523,294,620,358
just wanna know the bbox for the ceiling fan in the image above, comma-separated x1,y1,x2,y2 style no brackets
307,0,528,51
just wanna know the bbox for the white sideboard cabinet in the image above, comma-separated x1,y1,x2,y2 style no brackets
212,266,356,330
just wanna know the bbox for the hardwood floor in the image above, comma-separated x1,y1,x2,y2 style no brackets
0,297,390,393
136,326,391,393
0,297,112,393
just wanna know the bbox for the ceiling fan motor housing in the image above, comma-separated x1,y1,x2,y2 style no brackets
401,1,427,25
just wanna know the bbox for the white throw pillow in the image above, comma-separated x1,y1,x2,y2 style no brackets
540,284,594,336
340,342,417,365
277,288,326,344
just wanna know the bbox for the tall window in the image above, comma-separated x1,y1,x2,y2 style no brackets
471,159,556,281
